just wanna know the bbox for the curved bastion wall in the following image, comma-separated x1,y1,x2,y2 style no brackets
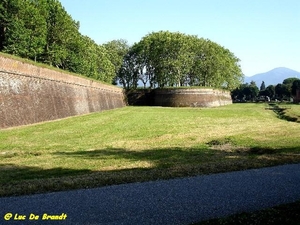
0,55,126,129
153,88,232,107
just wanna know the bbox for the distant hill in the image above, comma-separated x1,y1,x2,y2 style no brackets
244,67,300,87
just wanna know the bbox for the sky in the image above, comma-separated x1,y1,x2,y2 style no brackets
59,0,300,77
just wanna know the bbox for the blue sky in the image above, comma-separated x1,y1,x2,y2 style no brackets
59,0,300,77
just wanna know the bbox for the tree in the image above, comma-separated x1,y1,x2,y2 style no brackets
265,85,275,98
231,82,259,101
231,83,247,101
283,77,299,86
103,39,130,85
260,81,266,91
125,42,150,89
95,45,115,83
103,39,130,75
282,77,300,98
67,35,115,83
275,83,290,99
292,80,300,96
43,0,80,68
140,31,191,87
0,0,47,60
245,81,259,101
118,49,139,89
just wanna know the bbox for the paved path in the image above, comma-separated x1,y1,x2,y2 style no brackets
1,164,300,225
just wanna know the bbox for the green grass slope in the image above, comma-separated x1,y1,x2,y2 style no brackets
0,103,299,196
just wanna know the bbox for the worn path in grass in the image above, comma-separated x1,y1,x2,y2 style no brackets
1,163,300,225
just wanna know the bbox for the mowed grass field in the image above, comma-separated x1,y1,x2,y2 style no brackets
0,103,300,196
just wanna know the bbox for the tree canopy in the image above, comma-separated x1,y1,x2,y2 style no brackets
117,31,243,90
0,0,116,84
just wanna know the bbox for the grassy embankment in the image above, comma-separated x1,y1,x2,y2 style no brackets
0,103,299,196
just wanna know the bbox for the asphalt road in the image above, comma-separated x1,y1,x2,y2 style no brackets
1,164,300,225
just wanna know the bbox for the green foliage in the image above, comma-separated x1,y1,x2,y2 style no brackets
0,0,118,84
264,85,275,98
282,77,300,98
275,83,290,99
283,77,299,85
118,47,139,89
292,79,300,96
118,31,243,90
260,81,266,91
233,77,300,101
103,39,130,75
231,81,259,101
44,0,76,67
261,77,299,100
1,0,46,60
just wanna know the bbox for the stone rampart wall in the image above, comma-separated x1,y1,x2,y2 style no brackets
154,88,232,107
0,55,125,128
126,88,232,107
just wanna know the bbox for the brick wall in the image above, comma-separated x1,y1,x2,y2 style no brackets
126,88,232,107
0,55,126,129
154,88,232,107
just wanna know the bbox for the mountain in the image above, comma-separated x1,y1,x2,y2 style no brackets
244,67,300,87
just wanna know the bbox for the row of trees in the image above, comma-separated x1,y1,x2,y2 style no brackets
231,78,300,101
118,31,243,90
1,1,243,90
0,0,127,84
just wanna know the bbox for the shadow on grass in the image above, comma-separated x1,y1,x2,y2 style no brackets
1,145,300,196
0,164,90,196
52,145,300,179
55,147,213,165
0,164,90,181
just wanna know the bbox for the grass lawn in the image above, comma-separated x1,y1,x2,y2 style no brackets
0,103,300,196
